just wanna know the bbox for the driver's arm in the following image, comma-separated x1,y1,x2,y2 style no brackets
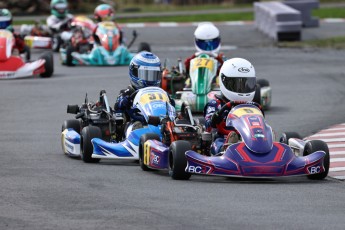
204,100,219,131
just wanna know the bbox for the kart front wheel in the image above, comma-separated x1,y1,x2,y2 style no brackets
66,45,75,66
39,52,54,78
139,133,160,171
279,132,301,145
80,126,102,163
138,42,151,52
303,140,330,180
169,140,192,180
62,119,81,134
253,84,261,106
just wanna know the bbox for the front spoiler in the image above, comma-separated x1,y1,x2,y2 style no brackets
185,142,326,178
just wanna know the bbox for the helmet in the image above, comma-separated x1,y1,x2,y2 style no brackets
129,51,162,90
0,9,12,30
219,58,256,102
94,4,115,22
194,22,221,54
50,0,68,19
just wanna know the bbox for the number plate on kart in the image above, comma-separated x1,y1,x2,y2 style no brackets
191,58,214,71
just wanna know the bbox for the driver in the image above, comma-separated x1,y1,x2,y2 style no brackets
46,0,74,32
204,58,261,155
184,22,224,83
0,8,30,61
115,51,175,124
93,4,123,44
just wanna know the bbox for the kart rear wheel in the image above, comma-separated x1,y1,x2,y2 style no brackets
303,140,330,180
80,126,102,163
253,84,261,105
138,42,151,52
39,51,54,78
52,34,62,52
139,133,160,171
279,132,301,145
62,119,81,134
66,45,75,67
169,140,192,180
257,78,270,88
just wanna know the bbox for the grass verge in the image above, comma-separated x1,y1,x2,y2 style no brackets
278,36,345,49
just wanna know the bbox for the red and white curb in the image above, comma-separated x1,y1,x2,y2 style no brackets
121,18,345,28
307,123,345,180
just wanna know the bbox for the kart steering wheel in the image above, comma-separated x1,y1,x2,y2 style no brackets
214,101,262,135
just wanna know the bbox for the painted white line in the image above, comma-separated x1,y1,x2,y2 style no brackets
323,18,345,23
224,21,246,26
328,143,345,148
311,132,345,137
330,151,345,156
330,167,345,172
330,158,345,163
125,23,145,28
159,22,179,27
333,175,345,180
321,127,345,132
316,138,345,142
153,45,237,52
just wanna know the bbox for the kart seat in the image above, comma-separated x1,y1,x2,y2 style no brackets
0,56,24,71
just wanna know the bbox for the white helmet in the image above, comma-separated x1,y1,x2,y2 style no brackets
219,58,256,102
194,22,221,55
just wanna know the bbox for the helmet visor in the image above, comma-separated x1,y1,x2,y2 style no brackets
134,66,162,82
0,20,11,30
221,74,256,94
54,3,67,13
195,37,220,51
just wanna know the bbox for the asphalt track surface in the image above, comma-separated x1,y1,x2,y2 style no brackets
1,23,345,229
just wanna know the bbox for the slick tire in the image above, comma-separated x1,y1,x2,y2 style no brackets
253,84,261,106
169,140,192,180
303,140,330,180
139,133,160,171
39,51,54,78
138,42,151,52
279,132,301,145
62,119,81,134
81,126,102,163
257,78,270,88
66,45,75,67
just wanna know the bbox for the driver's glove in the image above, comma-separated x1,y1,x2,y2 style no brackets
211,112,221,128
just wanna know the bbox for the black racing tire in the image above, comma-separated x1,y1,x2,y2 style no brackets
23,45,31,61
39,51,54,78
138,42,151,52
169,140,192,180
303,140,330,180
279,132,301,145
62,119,81,134
80,126,102,163
52,34,62,52
257,78,270,88
253,84,261,105
139,133,160,171
66,45,75,67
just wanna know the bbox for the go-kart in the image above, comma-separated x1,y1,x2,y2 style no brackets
60,21,150,66
161,54,272,111
61,87,175,163
140,101,329,180
138,102,210,171
0,29,54,79
20,21,53,49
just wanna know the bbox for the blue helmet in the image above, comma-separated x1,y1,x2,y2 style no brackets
129,51,162,89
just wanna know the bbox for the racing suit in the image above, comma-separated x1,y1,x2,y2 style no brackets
204,95,263,155
6,27,29,60
114,85,176,124
184,52,224,76
46,14,74,32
